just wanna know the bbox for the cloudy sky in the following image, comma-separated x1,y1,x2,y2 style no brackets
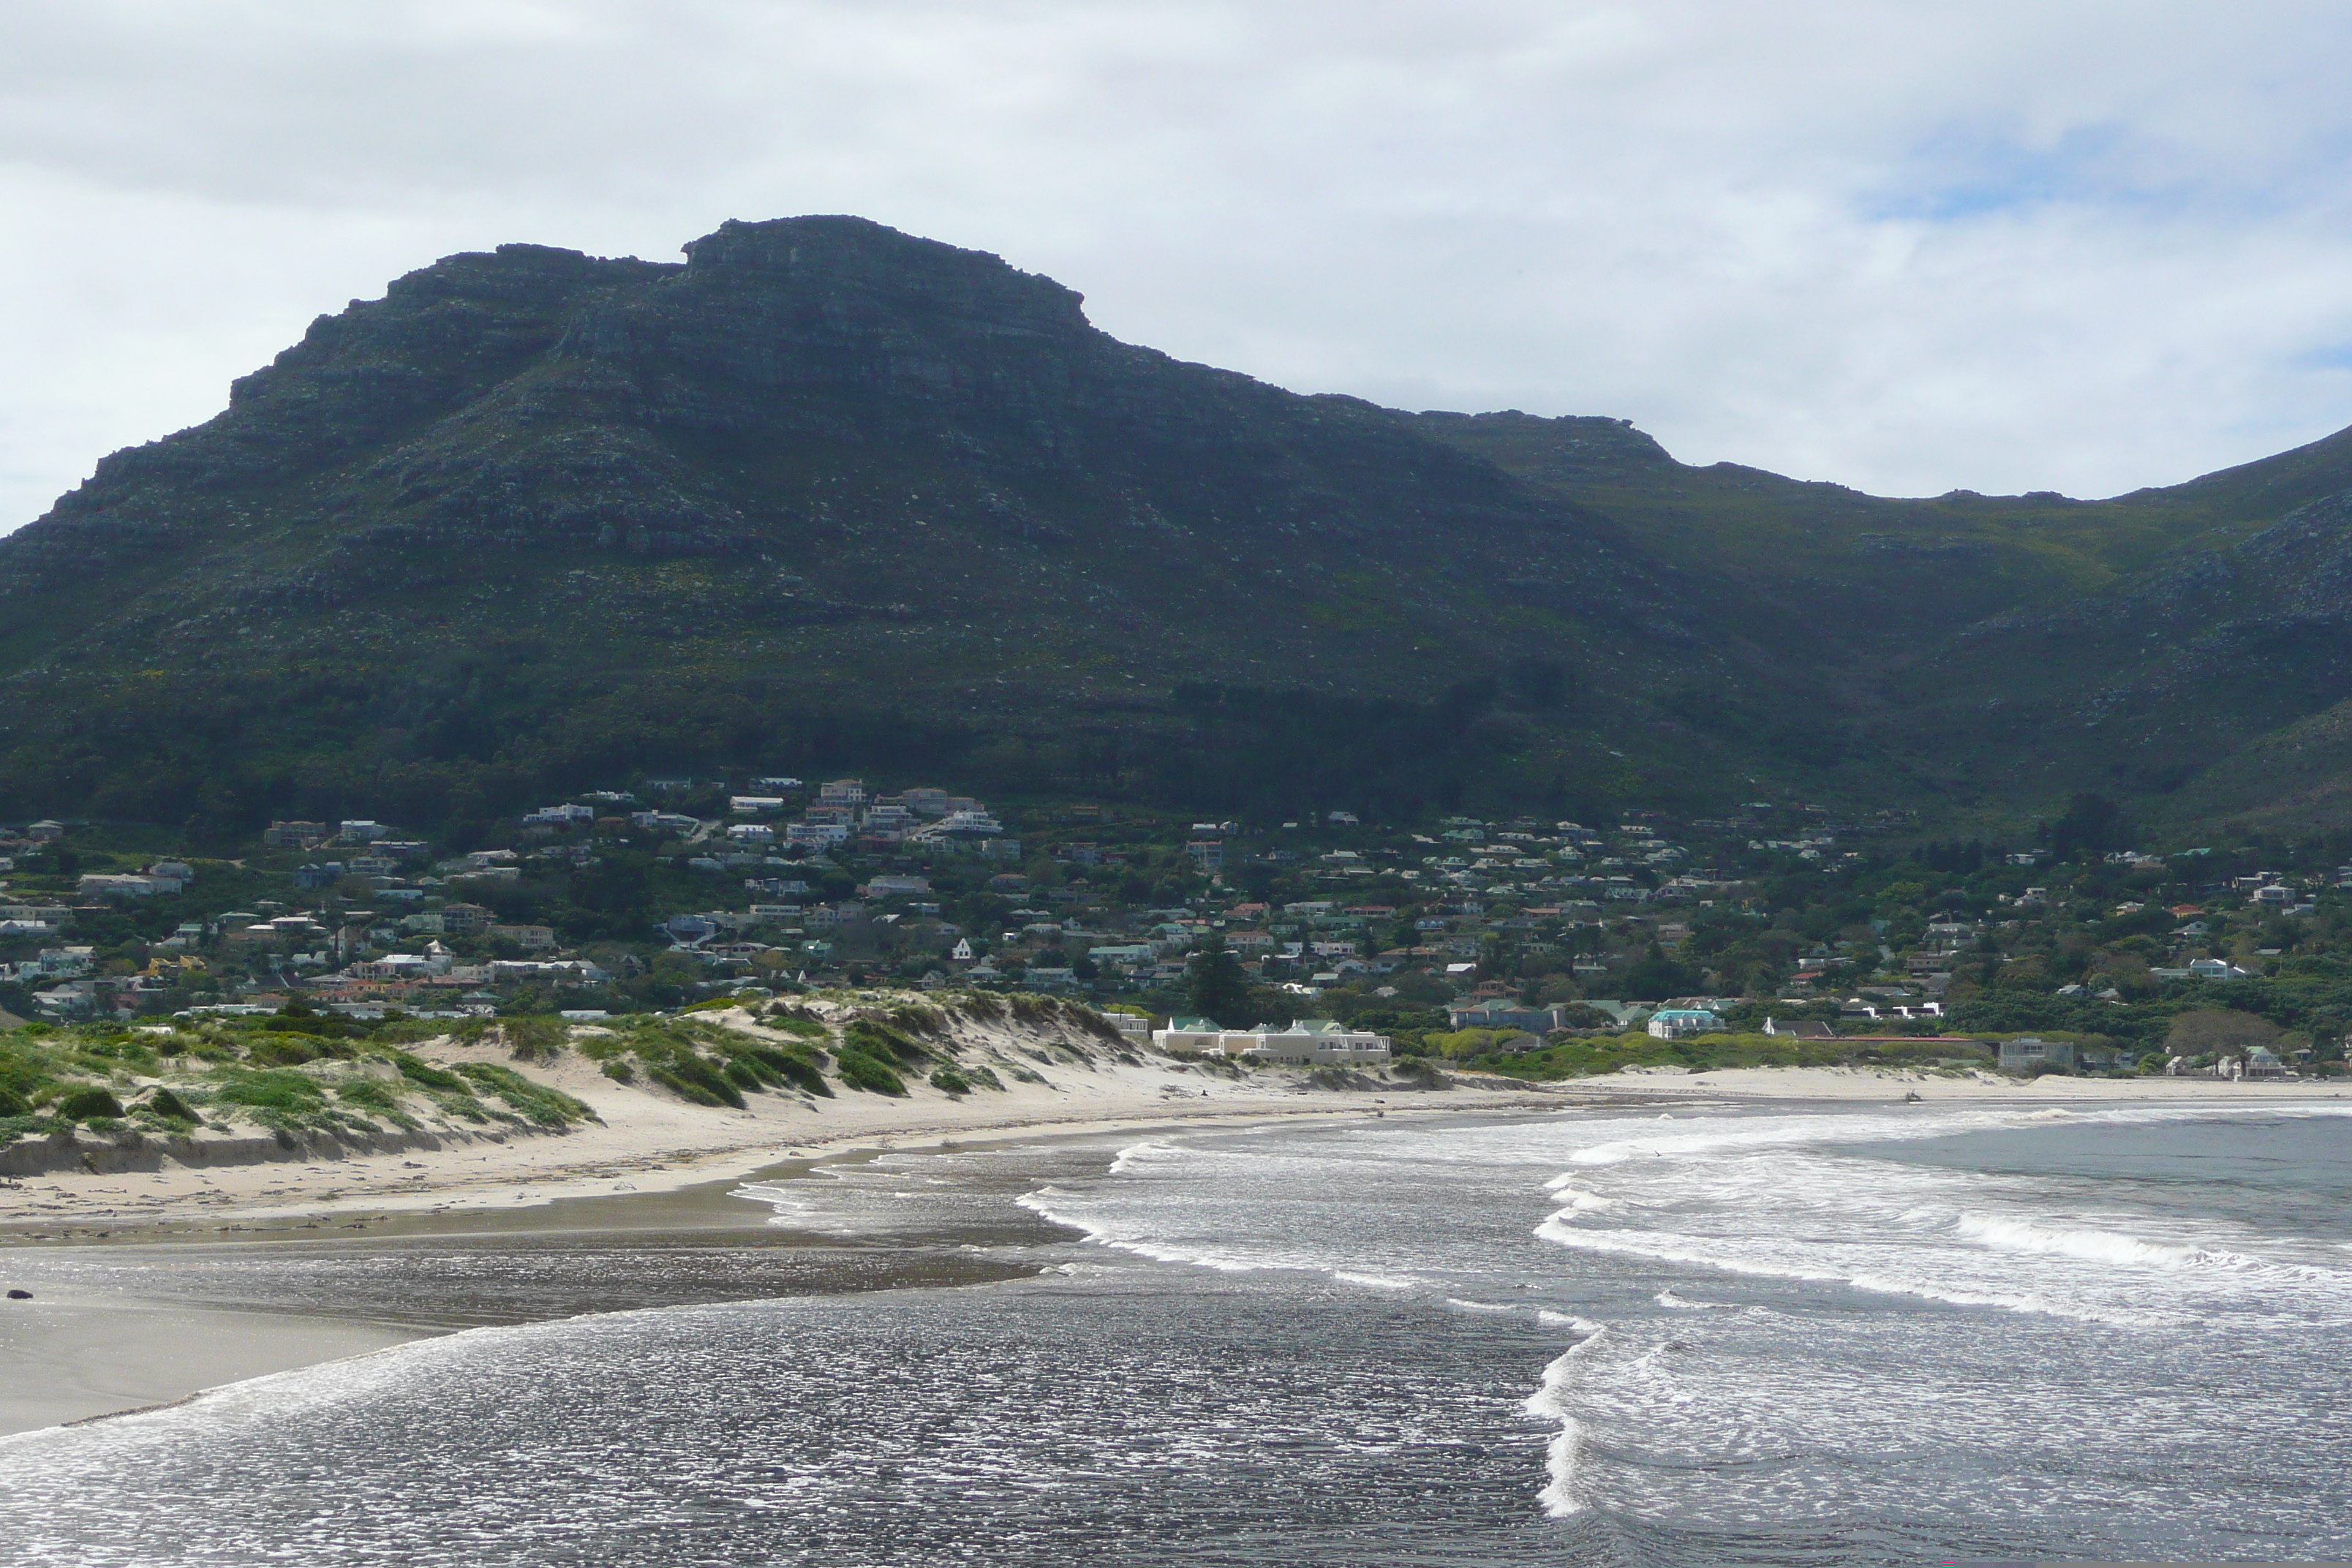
7,0,2352,530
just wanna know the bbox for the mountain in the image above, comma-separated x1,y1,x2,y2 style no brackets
0,217,1839,835
6,214,2352,840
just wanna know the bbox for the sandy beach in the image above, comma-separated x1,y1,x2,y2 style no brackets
7,1020,2332,1238
0,1017,1567,1434
0,1040,1564,1237
0,1045,2340,1437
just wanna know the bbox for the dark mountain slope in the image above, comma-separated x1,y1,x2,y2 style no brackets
0,217,1858,834
1417,410,2352,829
1417,412,2217,659
1886,489,2352,821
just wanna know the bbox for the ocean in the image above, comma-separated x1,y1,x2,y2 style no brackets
1,1097,2346,1564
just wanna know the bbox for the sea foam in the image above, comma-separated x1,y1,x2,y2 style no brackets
1522,1329,1608,1518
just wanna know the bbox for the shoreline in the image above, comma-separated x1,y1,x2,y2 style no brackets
0,1091,1531,1436
0,1018,1594,1240
7,1055,2334,1243
1,1064,2340,1436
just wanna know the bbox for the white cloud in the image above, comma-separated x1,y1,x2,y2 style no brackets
7,0,2352,530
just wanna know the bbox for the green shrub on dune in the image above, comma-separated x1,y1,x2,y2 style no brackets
333,1079,420,1132
762,1006,829,1041
386,1052,467,1093
499,1017,567,1063
451,1062,596,1128
141,1087,200,1127
649,1062,745,1109
210,1069,328,1115
842,1019,930,1067
833,1047,906,1096
878,1003,947,1038
246,1037,323,1068
759,1042,832,1098
589,1028,745,1108
56,1085,125,1122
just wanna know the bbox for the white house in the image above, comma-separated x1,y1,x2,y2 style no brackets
1233,1019,1392,1066
487,959,611,985
78,873,179,899
1153,1016,1227,1055
355,953,440,980
1160,1019,1392,1065
1646,1007,1724,1039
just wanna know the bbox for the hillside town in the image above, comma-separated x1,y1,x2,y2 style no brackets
1,781,2347,1078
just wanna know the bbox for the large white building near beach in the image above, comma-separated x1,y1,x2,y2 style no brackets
1153,1017,1391,1066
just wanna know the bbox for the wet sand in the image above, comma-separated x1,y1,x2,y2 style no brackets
0,1122,1173,1436
0,1296,426,1435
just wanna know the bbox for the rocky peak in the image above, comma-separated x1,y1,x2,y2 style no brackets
676,216,1092,342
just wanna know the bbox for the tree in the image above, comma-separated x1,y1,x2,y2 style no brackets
1618,943,1699,1001
2163,1008,2278,1057
1182,936,1251,1025
2087,952,2155,998
2048,794,2130,863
